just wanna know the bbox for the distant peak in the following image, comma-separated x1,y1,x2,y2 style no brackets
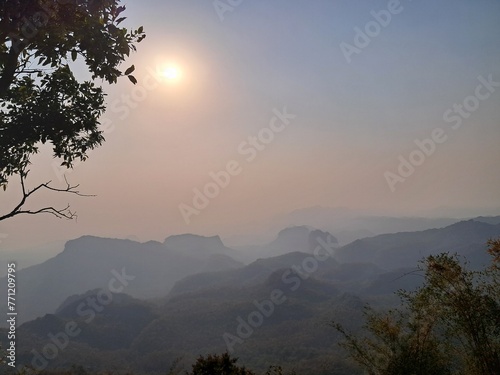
62,235,140,253
274,226,338,244
276,225,311,237
448,219,489,229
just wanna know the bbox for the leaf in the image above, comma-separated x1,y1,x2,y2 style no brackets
138,26,144,34
124,65,135,75
71,49,77,61
116,6,126,16
128,75,137,85
116,17,126,25
108,24,118,33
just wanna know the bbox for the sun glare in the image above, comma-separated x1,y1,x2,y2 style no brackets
162,66,181,81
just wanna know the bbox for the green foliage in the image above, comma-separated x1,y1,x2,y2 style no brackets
188,353,256,375
334,240,500,375
264,365,298,375
0,0,145,188
334,306,451,375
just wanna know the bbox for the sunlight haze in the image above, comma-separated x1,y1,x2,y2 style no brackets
1,0,499,252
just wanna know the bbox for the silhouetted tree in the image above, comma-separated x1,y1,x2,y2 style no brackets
0,0,145,221
334,239,500,375
188,353,255,375
265,366,298,375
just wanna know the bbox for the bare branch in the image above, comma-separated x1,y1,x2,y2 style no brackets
0,172,93,221
15,204,78,220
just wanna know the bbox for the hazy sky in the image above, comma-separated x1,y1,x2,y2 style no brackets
1,0,500,251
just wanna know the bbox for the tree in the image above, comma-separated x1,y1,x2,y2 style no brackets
334,240,500,375
265,366,298,375
0,0,145,221
334,305,451,375
188,353,255,375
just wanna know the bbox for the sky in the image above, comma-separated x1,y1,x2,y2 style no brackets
1,0,500,252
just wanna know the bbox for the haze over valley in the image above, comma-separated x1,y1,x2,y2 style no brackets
1,0,499,374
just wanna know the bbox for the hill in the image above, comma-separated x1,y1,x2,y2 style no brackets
0,235,243,324
334,220,500,269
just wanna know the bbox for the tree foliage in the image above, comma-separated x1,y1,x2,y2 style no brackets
334,240,500,375
0,0,145,219
187,353,256,375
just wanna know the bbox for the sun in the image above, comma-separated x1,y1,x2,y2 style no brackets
162,66,181,81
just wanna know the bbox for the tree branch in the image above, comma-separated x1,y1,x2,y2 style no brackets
0,41,23,97
0,173,94,221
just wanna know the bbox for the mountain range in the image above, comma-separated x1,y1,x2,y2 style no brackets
0,234,243,324
1,218,499,374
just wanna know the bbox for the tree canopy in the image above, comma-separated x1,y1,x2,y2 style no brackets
188,353,256,375
0,0,145,220
334,239,500,375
